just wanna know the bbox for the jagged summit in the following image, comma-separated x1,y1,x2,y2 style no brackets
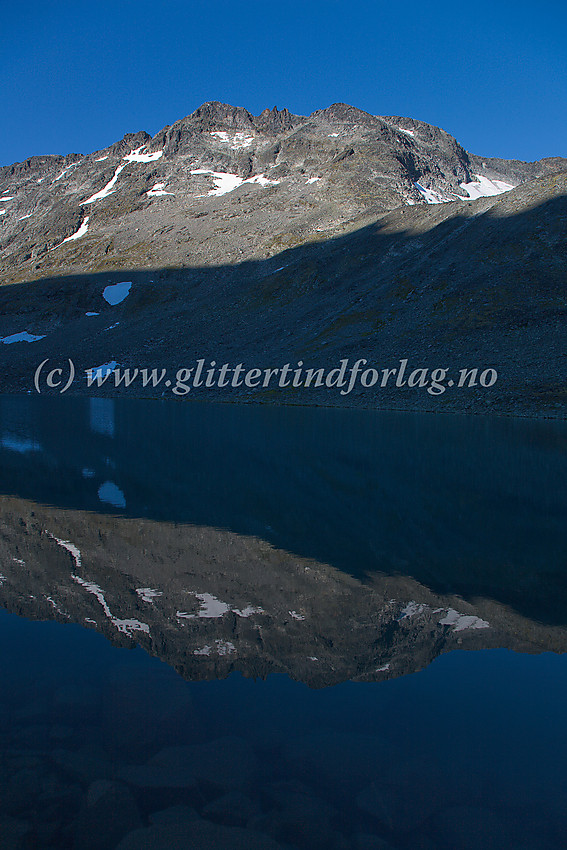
167,101,302,135
255,105,298,133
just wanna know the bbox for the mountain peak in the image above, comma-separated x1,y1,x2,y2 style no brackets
311,103,378,125
186,101,256,131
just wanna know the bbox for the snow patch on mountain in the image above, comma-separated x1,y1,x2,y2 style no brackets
147,182,174,197
49,535,82,569
191,169,280,197
178,592,231,619
190,169,243,196
103,281,131,305
54,163,79,182
247,174,280,188
439,608,490,631
123,147,163,163
86,361,120,380
83,164,127,204
194,640,236,656
233,605,265,617
459,174,515,199
72,574,148,635
210,131,254,148
398,601,427,619
82,149,163,205
136,588,163,603
59,216,89,245
397,599,490,632
177,592,265,620
414,183,452,204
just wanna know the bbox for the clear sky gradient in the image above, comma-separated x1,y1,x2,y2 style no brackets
1,0,565,167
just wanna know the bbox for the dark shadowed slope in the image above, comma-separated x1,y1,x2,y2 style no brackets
1,173,565,416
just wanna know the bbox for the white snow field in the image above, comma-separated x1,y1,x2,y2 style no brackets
210,131,254,148
146,182,174,197
438,608,490,631
459,174,515,199
86,361,120,379
190,169,280,197
414,173,515,205
54,163,79,182
59,216,89,244
123,147,163,163
83,164,127,204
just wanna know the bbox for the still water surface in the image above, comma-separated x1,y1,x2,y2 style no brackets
0,396,566,848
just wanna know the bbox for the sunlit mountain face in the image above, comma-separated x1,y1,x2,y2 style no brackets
1,395,566,848
3,100,561,285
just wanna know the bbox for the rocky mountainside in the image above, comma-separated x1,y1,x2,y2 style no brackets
0,102,565,416
1,101,563,282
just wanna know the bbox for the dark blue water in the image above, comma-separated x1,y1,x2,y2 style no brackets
1,395,567,621
1,396,567,849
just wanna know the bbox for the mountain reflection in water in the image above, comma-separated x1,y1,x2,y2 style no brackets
0,396,566,849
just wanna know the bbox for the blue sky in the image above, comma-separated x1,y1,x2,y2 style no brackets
1,0,565,166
